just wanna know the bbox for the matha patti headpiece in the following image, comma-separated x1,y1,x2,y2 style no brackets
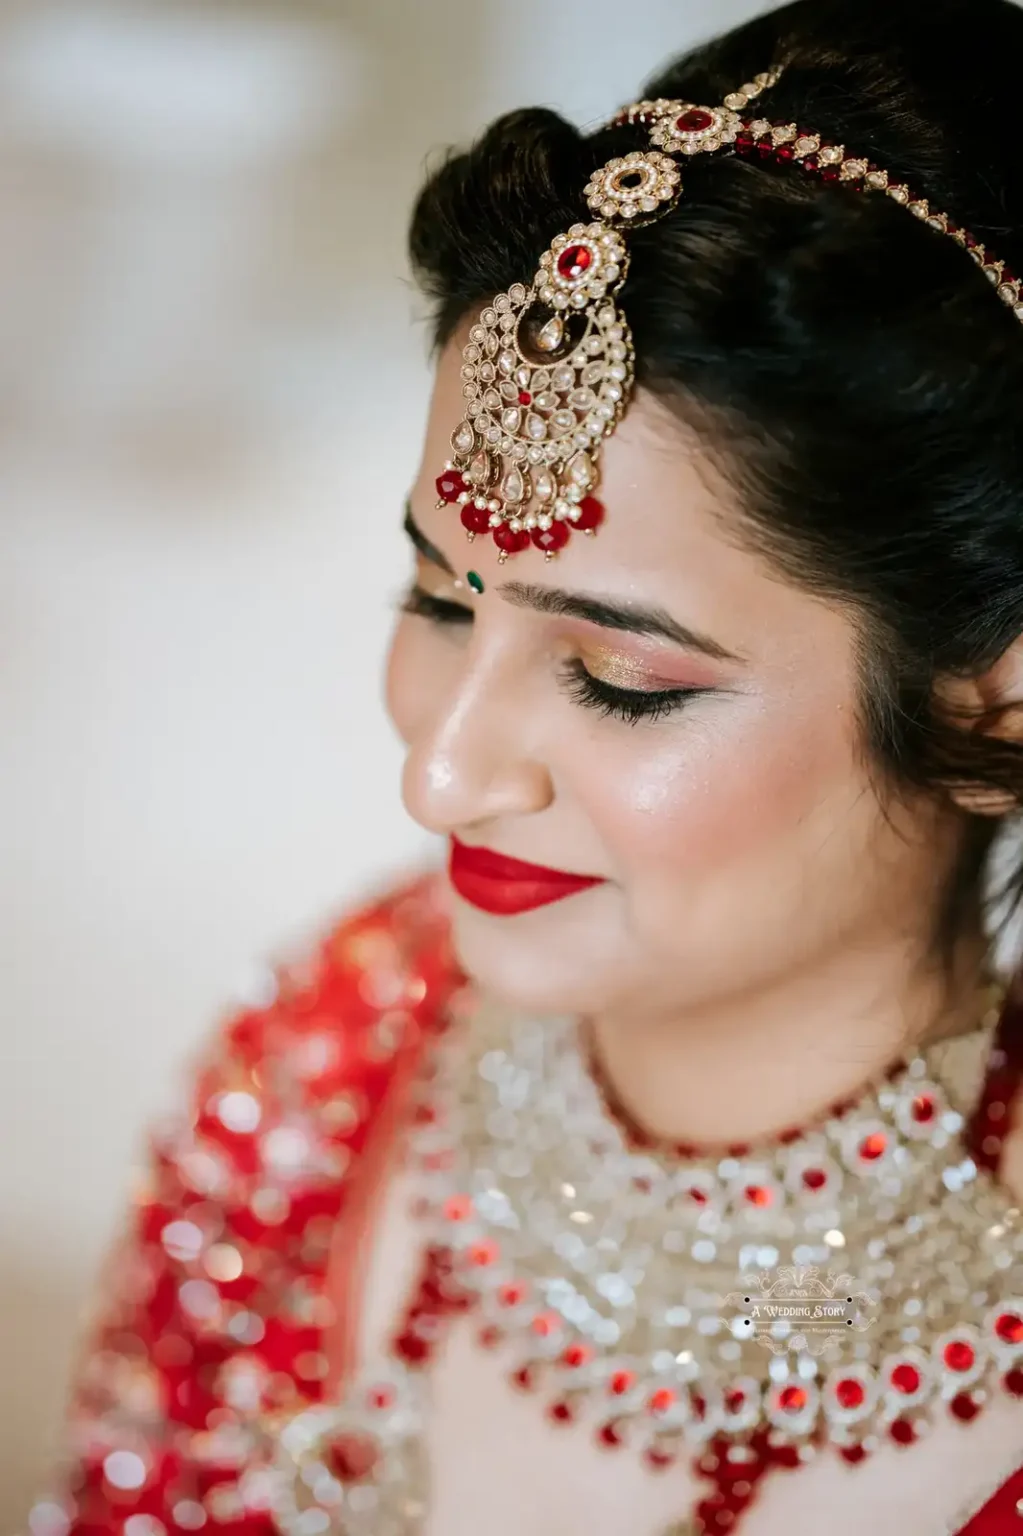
435,65,1023,562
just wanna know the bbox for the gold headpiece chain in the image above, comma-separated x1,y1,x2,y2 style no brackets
434,65,1022,561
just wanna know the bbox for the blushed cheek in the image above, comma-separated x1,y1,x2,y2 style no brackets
580,709,852,886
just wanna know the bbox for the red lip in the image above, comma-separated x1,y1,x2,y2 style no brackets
448,837,606,916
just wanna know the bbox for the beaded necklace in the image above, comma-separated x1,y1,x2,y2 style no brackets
268,982,1023,1535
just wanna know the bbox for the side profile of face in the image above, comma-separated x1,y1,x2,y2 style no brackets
385,331,965,1024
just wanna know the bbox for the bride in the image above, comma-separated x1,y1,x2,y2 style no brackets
30,0,1023,1531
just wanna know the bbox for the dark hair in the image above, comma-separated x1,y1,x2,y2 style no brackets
408,0,1023,952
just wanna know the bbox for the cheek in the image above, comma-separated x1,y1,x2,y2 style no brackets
571,699,861,882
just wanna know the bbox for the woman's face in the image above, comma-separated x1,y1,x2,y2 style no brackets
386,333,961,1022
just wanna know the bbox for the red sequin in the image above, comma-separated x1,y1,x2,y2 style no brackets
835,1377,865,1409
891,1363,921,1394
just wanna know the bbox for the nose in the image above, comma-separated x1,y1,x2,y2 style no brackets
401,645,554,837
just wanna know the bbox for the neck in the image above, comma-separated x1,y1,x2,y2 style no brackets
587,927,991,1152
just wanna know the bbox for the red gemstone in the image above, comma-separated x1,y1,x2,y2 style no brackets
950,1392,980,1422
393,1330,430,1363
648,1388,676,1414
744,1184,773,1207
687,1186,709,1204
562,1343,593,1369
574,495,605,532
890,1363,921,1394
676,107,715,134
995,1311,1023,1345
821,165,841,183
518,391,532,405
757,139,775,159
859,1132,887,1161
1005,1368,1023,1396
889,1418,916,1445
645,1445,676,1470
436,469,467,504
493,524,531,556
965,232,980,250
801,155,821,176
531,1312,559,1338
610,1370,636,1396
598,1421,625,1447
911,1094,936,1123
477,1325,502,1350
461,503,492,534
549,1399,575,1424
327,1432,380,1482
556,244,593,282
724,1388,746,1413
735,131,755,155
778,1385,807,1412
774,145,795,163
944,1340,975,1373
532,522,571,554
468,1239,500,1267
835,1377,866,1410
512,1365,536,1391
801,1168,827,1191
840,1444,868,1464
369,1385,395,1410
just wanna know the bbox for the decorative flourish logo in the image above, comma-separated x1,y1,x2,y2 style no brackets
722,1265,880,1357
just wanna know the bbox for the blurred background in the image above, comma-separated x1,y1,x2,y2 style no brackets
0,0,774,1520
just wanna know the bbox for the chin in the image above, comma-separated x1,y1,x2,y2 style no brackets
447,892,626,1017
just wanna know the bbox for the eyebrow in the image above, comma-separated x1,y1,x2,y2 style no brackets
403,502,743,663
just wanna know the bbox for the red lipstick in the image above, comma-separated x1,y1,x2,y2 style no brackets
448,837,606,916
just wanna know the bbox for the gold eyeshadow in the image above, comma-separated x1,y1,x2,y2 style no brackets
579,645,669,692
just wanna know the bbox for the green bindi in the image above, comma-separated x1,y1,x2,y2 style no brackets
467,570,485,594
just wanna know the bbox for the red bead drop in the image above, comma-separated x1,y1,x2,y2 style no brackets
724,1388,746,1413
436,469,467,504
532,522,571,554
995,1311,1023,1345
801,1168,827,1191
598,1421,625,1448
645,1444,676,1470
859,1132,887,1162
648,1388,676,1414
950,1392,980,1421
835,1378,865,1410
574,495,605,531
461,503,492,534
556,244,593,282
735,132,756,155
499,1281,528,1307
1004,1368,1023,1397
562,1343,593,1369
531,1312,559,1338
778,1385,807,1412
891,1363,921,1394
943,1340,976,1373
493,525,531,556
911,1094,936,1123
512,1365,536,1392
677,107,715,134
889,1418,916,1445
549,1400,574,1424
744,1184,773,1207
610,1370,636,1396
840,1444,868,1464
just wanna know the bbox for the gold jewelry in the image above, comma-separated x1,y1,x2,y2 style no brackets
435,65,1023,562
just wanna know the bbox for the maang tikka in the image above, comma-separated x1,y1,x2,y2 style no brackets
435,63,1023,563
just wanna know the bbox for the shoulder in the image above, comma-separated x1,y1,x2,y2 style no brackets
188,869,463,1140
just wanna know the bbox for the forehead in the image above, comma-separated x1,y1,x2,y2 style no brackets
410,332,857,687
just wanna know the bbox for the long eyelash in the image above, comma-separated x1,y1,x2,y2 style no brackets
559,657,704,725
399,584,473,626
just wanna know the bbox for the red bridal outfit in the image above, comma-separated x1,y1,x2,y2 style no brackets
29,875,1023,1535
